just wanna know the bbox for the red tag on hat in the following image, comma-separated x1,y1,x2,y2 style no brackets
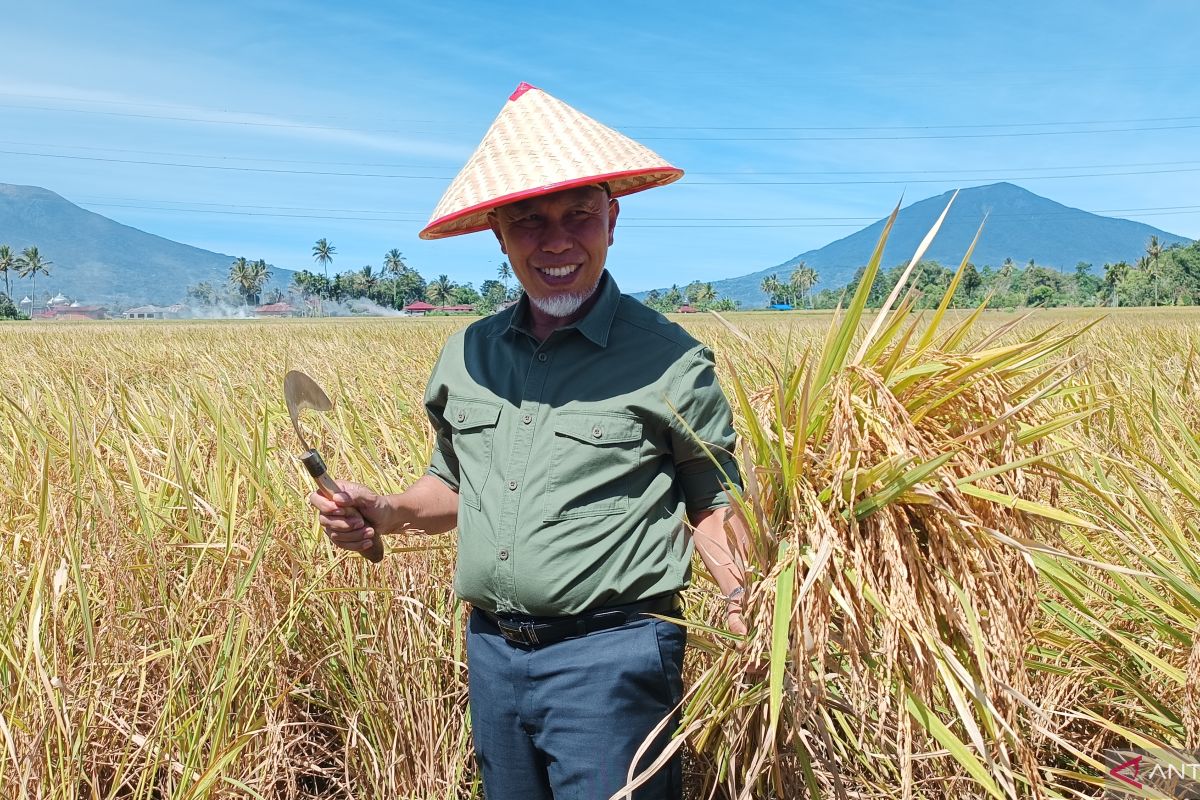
509,82,538,101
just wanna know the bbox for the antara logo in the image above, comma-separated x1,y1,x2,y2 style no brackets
1108,754,1143,789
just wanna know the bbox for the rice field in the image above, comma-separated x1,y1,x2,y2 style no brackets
1,304,1197,799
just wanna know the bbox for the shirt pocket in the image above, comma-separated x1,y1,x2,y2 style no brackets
544,410,644,521
445,395,502,510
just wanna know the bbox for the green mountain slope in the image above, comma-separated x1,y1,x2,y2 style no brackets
637,183,1192,308
0,183,293,304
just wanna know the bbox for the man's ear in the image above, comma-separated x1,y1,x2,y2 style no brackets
608,198,620,246
487,213,507,254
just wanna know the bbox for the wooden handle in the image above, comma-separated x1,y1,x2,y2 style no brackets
309,453,384,564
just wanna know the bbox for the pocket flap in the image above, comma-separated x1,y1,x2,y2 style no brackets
445,396,502,431
553,411,642,445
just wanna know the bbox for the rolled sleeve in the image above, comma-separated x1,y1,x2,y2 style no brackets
423,350,461,492
667,346,742,511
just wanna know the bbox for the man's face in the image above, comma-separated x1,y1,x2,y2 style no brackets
489,185,619,318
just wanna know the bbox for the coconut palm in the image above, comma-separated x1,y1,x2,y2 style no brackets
247,259,272,305
497,260,513,296
16,246,51,319
312,239,335,279
228,257,252,305
0,244,14,299
312,239,336,315
790,262,819,309
1146,235,1163,306
760,274,783,306
383,249,404,307
426,274,454,307
358,265,380,302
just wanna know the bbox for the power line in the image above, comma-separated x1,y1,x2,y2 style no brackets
4,101,1200,139
74,199,1200,227
7,140,1198,176
0,149,447,179
691,160,1200,176
6,147,1199,184
71,195,1200,221
626,116,1200,131
682,167,1200,185
0,140,455,171
638,124,1200,142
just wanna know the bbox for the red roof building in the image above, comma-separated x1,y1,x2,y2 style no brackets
677,305,699,313
403,301,436,315
256,302,297,317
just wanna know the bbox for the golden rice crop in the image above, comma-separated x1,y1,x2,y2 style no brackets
0,271,1197,797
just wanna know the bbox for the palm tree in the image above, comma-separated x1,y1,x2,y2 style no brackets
248,259,272,305
359,265,380,302
498,261,513,296
16,246,51,319
1104,261,1129,307
692,282,717,308
384,249,406,308
312,238,336,279
312,239,335,316
0,244,14,299
1146,235,1163,306
789,262,819,309
760,274,783,306
229,257,252,304
426,274,455,307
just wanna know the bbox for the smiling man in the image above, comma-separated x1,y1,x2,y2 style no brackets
310,84,746,800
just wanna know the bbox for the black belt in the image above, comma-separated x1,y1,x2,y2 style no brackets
479,594,679,648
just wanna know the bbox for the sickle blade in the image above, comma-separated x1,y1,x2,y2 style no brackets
284,370,334,451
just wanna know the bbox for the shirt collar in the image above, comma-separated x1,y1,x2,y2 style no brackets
493,270,620,348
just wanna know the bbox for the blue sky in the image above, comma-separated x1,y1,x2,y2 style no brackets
1,0,1196,294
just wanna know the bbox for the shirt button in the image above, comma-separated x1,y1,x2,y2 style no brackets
592,426,603,439
522,414,533,425
507,480,518,491
498,549,509,561
537,353,548,362
456,411,466,423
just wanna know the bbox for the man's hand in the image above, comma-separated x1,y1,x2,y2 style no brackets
726,607,748,637
308,480,393,554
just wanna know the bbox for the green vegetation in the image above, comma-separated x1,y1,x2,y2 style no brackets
643,280,739,312
187,243,522,315
788,238,1200,310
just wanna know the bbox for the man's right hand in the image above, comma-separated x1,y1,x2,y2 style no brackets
308,480,392,554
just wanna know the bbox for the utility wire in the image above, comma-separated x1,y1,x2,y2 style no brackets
70,195,1200,221
3,101,1200,139
6,139,1197,175
75,200,1200,227
6,147,1199,184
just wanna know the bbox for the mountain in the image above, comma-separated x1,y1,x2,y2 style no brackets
0,183,293,305
638,183,1193,308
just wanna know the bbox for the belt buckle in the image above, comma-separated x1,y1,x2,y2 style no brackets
496,618,539,645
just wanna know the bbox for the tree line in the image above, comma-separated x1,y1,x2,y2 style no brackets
817,237,1200,310
749,237,1200,310
184,240,525,315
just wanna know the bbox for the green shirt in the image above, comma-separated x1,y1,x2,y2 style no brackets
423,271,741,616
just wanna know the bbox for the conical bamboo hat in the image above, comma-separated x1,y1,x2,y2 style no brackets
419,83,683,240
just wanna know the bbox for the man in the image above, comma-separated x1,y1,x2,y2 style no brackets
310,83,746,799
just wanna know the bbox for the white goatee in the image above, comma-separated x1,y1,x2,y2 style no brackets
528,279,600,319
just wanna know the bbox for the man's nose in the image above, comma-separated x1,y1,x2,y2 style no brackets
539,218,573,253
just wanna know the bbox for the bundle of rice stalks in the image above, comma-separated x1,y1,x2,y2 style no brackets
646,197,1103,800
